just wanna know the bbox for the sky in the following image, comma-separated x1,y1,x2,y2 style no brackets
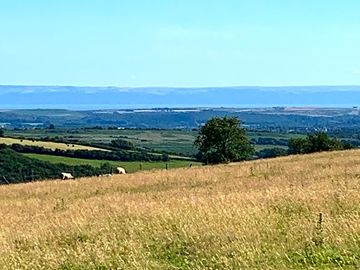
0,0,360,87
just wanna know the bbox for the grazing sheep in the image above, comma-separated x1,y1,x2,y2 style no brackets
116,167,126,174
61,172,74,180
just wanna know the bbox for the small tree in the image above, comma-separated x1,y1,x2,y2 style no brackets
110,139,135,150
195,117,254,164
0,129,4,137
288,137,308,154
161,154,170,162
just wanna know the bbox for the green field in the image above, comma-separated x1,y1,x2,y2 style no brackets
24,153,199,173
7,129,197,156
7,128,296,156
254,144,288,151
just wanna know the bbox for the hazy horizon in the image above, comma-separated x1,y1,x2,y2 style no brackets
1,85,360,110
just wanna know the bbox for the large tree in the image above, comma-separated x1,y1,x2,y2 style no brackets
195,117,254,164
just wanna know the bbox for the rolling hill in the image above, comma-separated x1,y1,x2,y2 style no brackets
1,150,360,269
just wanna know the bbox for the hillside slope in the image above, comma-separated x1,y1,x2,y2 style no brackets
1,150,360,269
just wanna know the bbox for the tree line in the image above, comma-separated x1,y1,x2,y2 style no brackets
194,117,356,164
288,132,354,154
0,144,115,184
10,144,169,162
37,136,136,152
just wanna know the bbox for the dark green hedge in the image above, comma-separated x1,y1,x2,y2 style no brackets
10,144,169,162
0,144,114,184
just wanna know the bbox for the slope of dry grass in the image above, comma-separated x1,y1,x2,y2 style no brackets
0,137,106,151
1,150,360,269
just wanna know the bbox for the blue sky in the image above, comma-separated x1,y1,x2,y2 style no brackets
1,0,360,87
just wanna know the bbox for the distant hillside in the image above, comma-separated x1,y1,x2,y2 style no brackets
1,85,360,109
2,85,360,130
1,150,360,269
1,106,360,130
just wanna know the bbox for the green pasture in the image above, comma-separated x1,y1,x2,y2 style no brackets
7,128,296,156
24,153,199,173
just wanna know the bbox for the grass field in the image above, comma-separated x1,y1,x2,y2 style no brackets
7,129,296,156
254,144,288,151
24,153,198,173
1,150,360,269
0,137,106,151
7,129,198,156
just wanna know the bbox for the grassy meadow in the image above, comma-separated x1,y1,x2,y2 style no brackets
23,153,198,173
1,150,360,269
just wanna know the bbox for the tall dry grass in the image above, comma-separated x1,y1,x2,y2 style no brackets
1,150,360,269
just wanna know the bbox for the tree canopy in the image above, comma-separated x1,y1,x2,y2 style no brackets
288,132,349,154
195,117,254,164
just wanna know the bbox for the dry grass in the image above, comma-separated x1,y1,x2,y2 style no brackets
0,137,106,151
1,150,360,269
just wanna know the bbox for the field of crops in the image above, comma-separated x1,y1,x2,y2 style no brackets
6,129,297,156
0,137,105,151
24,153,198,173
1,150,360,269
7,129,198,155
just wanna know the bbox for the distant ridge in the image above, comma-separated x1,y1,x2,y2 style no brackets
0,85,360,109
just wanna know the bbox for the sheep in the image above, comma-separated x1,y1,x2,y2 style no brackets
61,172,74,180
116,167,126,174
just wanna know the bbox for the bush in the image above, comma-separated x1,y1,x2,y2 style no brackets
288,132,349,155
10,144,165,162
110,139,135,150
256,148,288,159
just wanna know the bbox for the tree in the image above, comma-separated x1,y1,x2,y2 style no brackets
288,137,308,154
306,132,342,152
0,129,4,137
194,117,254,164
288,132,344,155
110,139,135,150
48,124,55,130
